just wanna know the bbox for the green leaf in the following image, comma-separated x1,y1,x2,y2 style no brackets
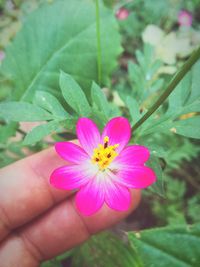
173,116,200,139
1,0,122,101
23,121,62,145
59,71,91,116
125,96,141,125
41,259,62,267
129,224,200,267
33,91,68,119
102,0,115,8
168,71,192,111
0,102,53,121
167,61,200,117
188,60,200,103
91,81,110,118
128,44,163,102
0,123,17,143
72,232,142,267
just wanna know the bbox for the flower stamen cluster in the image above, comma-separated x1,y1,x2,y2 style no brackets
92,136,119,170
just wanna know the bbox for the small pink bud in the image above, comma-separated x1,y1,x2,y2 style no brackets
116,8,129,20
178,10,192,27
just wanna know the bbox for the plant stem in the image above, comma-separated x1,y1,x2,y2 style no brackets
132,46,200,133
0,121,26,136
95,0,102,85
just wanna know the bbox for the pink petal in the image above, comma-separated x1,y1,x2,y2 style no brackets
104,178,131,211
117,166,156,189
102,117,131,153
55,142,89,164
75,177,104,216
50,164,93,190
77,118,101,156
114,145,150,167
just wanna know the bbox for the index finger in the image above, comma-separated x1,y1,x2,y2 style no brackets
0,147,73,241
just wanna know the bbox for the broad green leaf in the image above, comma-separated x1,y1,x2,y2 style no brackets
1,0,122,101
146,153,165,196
0,102,53,121
173,116,200,139
23,121,62,145
129,224,200,267
91,81,110,118
72,232,142,267
33,91,68,119
59,71,91,116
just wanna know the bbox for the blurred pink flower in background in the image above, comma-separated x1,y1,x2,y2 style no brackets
50,117,156,216
178,10,192,27
0,51,5,62
116,8,129,20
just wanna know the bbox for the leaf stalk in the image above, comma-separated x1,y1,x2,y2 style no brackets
95,0,102,85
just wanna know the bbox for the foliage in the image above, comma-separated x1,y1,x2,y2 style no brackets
129,223,200,267
0,0,200,267
0,0,122,101
71,232,141,267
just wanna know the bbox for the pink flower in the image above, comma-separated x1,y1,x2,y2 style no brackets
178,10,192,27
50,117,156,216
116,8,129,20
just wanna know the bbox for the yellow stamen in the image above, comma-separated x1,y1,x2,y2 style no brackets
92,136,119,170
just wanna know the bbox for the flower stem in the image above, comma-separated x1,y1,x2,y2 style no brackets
95,0,102,85
131,46,200,133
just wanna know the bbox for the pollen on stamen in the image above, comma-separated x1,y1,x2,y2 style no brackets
91,136,119,170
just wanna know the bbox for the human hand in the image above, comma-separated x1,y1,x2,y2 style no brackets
0,147,141,267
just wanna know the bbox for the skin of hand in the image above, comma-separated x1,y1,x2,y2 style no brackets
0,147,141,267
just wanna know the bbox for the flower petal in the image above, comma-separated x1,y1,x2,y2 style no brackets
77,118,101,156
117,166,156,189
55,142,89,164
104,178,131,211
75,175,104,216
50,164,95,190
113,145,150,168
102,117,131,153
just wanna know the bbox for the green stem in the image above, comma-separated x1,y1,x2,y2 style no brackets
0,121,26,136
95,0,102,85
132,46,200,133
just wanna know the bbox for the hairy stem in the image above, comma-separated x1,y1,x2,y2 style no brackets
95,0,102,85
132,46,200,133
